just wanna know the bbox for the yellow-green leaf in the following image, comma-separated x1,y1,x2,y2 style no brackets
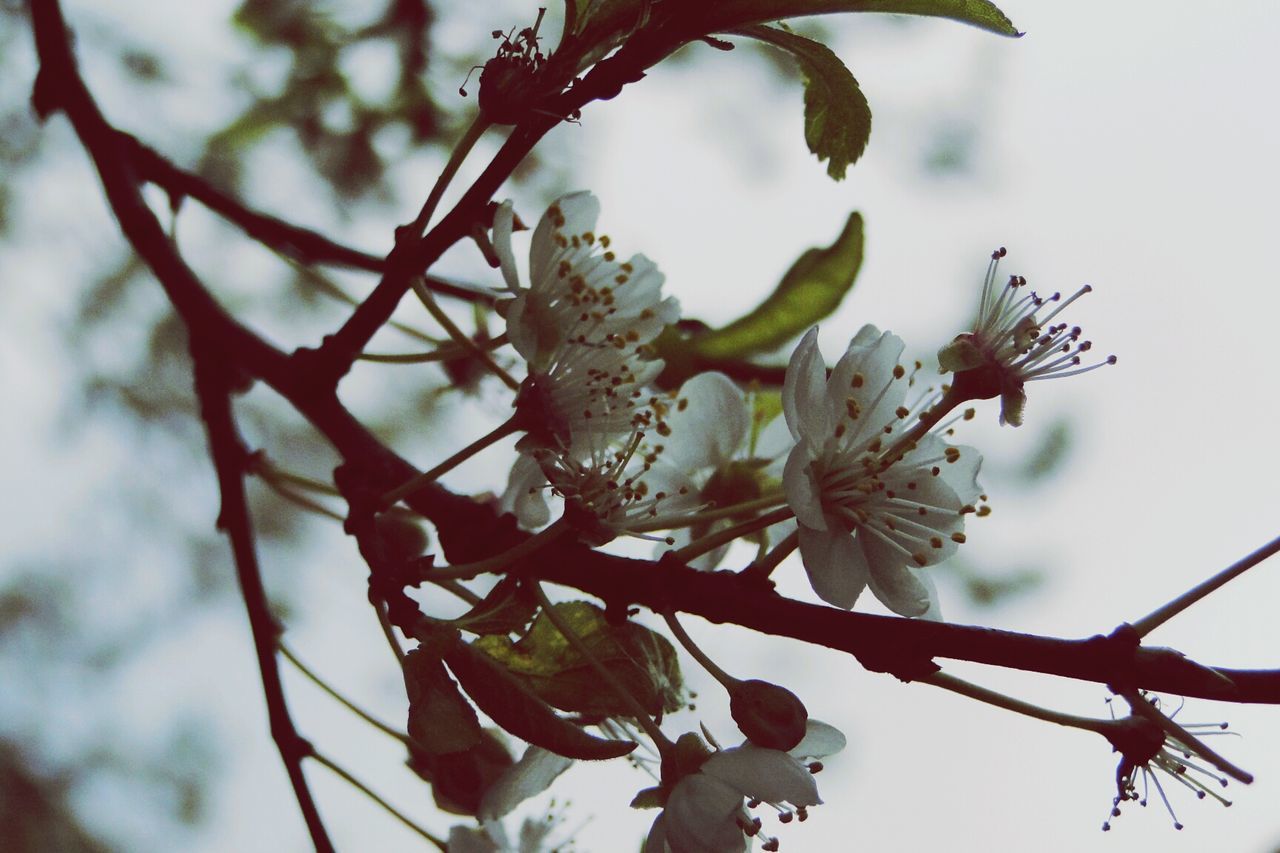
690,212,864,360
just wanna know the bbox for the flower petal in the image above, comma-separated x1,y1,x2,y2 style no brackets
702,745,822,808
662,372,749,471
492,200,521,293
783,443,826,531
782,327,831,443
797,523,869,609
860,532,933,617
477,746,573,821
530,191,598,289
501,454,551,529
789,720,847,759
662,774,749,853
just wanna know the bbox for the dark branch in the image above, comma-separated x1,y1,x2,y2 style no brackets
124,135,494,304
31,0,1280,745
192,345,334,853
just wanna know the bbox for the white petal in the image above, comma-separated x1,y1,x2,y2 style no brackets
477,746,573,821
797,523,869,609
501,454,551,529
860,533,932,617
530,191,598,289
752,413,794,469
447,826,500,853
492,200,521,293
834,327,907,445
934,443,983,506
782,444,826,531
789,720,847,759
643,813,670,853
663,372,749,471
782,327,830,443
662,774,749,853
702,745,822,807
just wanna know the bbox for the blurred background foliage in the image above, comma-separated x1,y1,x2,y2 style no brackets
0,1,1063,849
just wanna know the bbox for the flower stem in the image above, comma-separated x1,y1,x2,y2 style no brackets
310,751,446,850
1129,533,1280,638
422,519,569,582
739,529,800,581
1118,687,1253,784
359,333,510,364
281,644,410,746
663,611,740,691
627,492,788,534
380,416,520,509
671,506,794,564
410,115,491,236
411,277,520,390
920,670,1111,733
531,582,675,754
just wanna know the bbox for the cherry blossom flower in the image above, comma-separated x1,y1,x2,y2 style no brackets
644,372,793,569
782,326,983,616
493,193,678,447
643,721,846,853
500,399,701,545
1101,698,1235,832
938,247,1115,426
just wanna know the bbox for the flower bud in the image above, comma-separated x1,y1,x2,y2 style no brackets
730,679,809,751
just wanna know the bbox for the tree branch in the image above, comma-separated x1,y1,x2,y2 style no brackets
192,346,335,853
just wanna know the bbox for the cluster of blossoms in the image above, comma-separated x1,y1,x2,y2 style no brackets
472,196,1122,849
493,196,1112,621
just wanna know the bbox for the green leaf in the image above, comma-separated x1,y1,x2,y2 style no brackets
445,640,637,761
706,1,1021,38
442,575,538,636
403,648,484,756
740,25,871,180
689,212,864,360
473,602,684,717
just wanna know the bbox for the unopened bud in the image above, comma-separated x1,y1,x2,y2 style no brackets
730,679,809,751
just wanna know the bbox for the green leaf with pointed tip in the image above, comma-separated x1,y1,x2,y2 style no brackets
706,1,1021,38
473,602,684,717
690,212,864,360
740,25,870,180
446,641,637,761
442,575,538,636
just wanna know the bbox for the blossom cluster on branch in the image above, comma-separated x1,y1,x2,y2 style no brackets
24,0,1278,850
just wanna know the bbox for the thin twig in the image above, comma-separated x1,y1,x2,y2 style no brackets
281,644,410,746
1130,534,1280,638
193,356,335,852
311,751,447,850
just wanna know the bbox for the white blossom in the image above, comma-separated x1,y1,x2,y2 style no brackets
644,721,846,853
644,372,793,569
938,247,1115,426
782,326,983,617
493,192,679,448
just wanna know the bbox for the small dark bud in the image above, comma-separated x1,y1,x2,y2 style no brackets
730,679,809,751
374,514,430,563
